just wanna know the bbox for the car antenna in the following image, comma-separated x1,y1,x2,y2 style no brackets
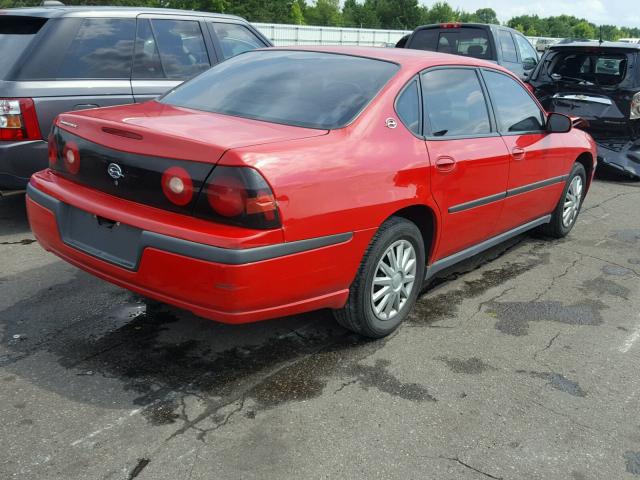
599,26,603,45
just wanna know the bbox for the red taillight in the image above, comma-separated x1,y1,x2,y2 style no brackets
198,166,280,230
0,98,41,141
62,141,80,174
440,22,461,29
161,166,194,206
207,174,246,217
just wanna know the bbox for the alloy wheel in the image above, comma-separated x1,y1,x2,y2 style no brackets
371,239,417,321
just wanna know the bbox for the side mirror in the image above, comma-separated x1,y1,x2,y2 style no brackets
546,112,572,133
523,57,537,71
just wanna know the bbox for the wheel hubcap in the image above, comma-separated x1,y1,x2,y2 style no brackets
371,239,417,321
562,175,583,228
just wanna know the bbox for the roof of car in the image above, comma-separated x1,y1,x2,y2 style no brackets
550,41,640,50
269,45,509,71
412,22,517,32
0,6,244,21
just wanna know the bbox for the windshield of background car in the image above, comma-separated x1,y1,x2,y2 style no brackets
0,16,47,79
549,51,630,86
409,27,492,60
160,50,400,129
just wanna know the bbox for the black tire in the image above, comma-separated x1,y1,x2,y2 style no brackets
539,162,587,238
333,217,425,338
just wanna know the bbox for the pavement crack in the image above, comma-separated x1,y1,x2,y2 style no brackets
532,256,581,303
583,190,640,213
333,379,357,395
441,456,503,479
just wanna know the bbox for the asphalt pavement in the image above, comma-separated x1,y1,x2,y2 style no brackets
1,171,640,479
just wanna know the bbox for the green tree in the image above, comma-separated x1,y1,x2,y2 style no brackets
572,20,596,40
305,0,342,26
290,0,305,25
474,8,498,24
423,2,459,24
375,0,422,30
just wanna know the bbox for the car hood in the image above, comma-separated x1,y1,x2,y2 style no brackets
56,101,329,164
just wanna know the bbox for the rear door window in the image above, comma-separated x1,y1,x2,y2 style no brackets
211,22,266,60
59,18,135,79
498,30,518,63
482,70,545,133
421,68,491,137
0,16,48,79
514,35,538,64
148,19,211,79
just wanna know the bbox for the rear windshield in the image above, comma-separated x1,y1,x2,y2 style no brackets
161,50,399,130
0,16,47,78
409,27,493,60
549,51,630,86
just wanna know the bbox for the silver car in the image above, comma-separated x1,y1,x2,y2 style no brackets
0,6,271,191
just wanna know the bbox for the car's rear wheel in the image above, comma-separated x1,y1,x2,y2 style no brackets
539,162,586,238
334,217,425,338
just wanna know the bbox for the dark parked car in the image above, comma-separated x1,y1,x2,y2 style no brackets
401,23,539,80
528,42,640,178
0,6,271,191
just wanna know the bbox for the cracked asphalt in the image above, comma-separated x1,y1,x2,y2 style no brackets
1,170,640,480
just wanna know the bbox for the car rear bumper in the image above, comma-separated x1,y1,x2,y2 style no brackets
0,140,47,189
596,139,640,178
27,173,373,324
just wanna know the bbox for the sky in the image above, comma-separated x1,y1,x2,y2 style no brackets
441,0,640,29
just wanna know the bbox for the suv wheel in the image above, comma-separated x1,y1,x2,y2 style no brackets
540,162,586,238
334,217,425,338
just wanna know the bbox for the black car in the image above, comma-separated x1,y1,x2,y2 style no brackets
528,42,640,178
401,23,539,80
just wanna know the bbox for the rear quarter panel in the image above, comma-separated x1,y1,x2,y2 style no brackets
219,80,439,244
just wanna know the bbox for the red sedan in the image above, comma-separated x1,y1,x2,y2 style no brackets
26,47,596,338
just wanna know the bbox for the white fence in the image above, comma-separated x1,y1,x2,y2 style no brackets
253,23,412,47
254,23,563,50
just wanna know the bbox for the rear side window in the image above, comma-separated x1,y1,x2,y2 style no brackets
483,70,544,133
498,31,518,63
212,22,265,60
421,68,491,137
396,80,421,135
59,18,135,79
0,16,47,79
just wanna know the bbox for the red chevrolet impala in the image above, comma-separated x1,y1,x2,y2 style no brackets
26,47,596,338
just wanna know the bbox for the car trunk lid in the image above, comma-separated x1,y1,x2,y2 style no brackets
50,102,328,216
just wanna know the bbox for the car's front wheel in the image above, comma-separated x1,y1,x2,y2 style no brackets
334,217,425,338
540,162,587,238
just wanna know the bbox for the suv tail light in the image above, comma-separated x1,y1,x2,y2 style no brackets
0,98,41,141
631,92,640,120
195,166,280,230
440,23,461,29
